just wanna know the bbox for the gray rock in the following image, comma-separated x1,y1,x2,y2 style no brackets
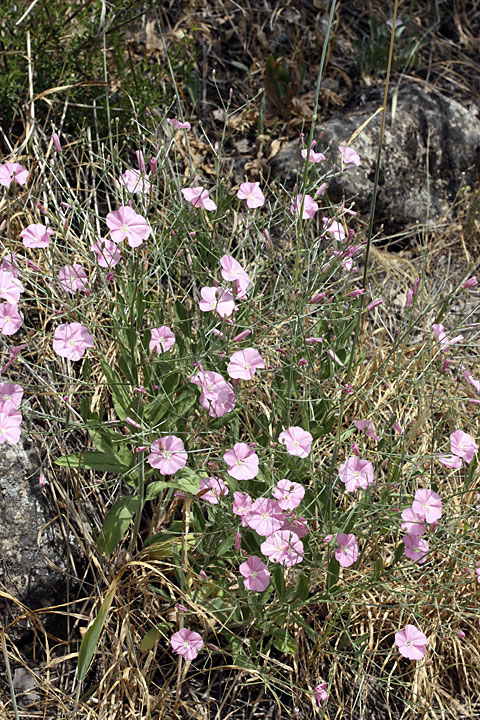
271,85,480,232
0,437,65,616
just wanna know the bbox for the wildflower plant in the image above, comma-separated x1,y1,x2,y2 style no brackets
2,26,480,718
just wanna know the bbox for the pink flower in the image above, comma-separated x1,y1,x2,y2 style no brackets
462,276,477,289
338,456,374,492
106,206,151,247
227,348,265,380
412,488,442,523
247,498,284,536
450,429,478,463
0,304,23,335
323,217,346,241
403,533,429,564
260,530,304,566
232,491,253,527
291,194,318,220
233,329,251,342
148,435,187,475
367,298,383,311
401,507,426,536
395,624,428,660
475,564,480,584
0,382,23,408
278,426,313,458
199,287,236,317
353,419,380,442
432,323,464,351
58,264,87,294
0,162,29,187
181,186,217,211
335,533,359,567
52,133,62,153
53,322,94,361
20,223,54,248
167,118,191,130
0,254,20,278
0,271,24,304
220,255,250,298
282,515,309,539
117,169,151,194
272,479,305,511
191,369,236,417
437,454,463,469
91,239,121,268
198,476,229,504
1,343,26,373
239,555,270,592
339,145,360,166
462,367,480,393
315,182,328,196
0,405,22,445
237,182,265,209
223,442,259,480
301,142,326,164
170,628,203,660
313,683,328,708
149,326,175,354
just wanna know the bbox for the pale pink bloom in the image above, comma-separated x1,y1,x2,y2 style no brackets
170,628,203,660
323,217,346,241
125,417,142,429
247,498,284,536
305,337,324,344
20,223,54,248
91,239,121,268
476,564,480,584
310,291,326,303
401,507,426,536
39,473,47,487
367,298,383,311
260,530,304,566
450,430,478,463
353,419,380,441
339,145,360,166
220,255,251,298
462,276,477,289
58,264,87,294
191,369,236,417
232,491,253,527
53,322,94,361
106,206,151,247
0,304,23,335
412,488,442,523
227,348,265,380
315,182,327,196
117,169,151,194
348,289,364,298
0,271,24,304
403,533,429,564
327,349,343,365
149,326,175,354
0,405,22,445
52,132,62,153
199,286,236,317
462,367,480,392
148,435,187,475
301,141,326,164
198,476,229,504
1,343,26,373
237,182,265,208
282,515,309,538
313,683,328,708
338,456,374,492
278,426,313,458
167,118,191,130
291,194,318,220
223,442,259,480
233,329,251,342
0,162,29,187
235,531,242,550
457,629,466,639
395,624,428,660
432,323,464,351
239,555,270,592
181,186,217,211
437,454,463,469
335,533,359,567
0,254,20,278
0,382,23,408
273,479,305,511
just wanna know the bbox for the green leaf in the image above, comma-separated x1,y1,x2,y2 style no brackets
56,451,130,473
140,627,160,652
173,388,197,416
97,495,140,556
145,468,201,500
296,573,310,603
326,555,340,593
145,480,169,500
101,360,131,420
77,585,116,681
271,628,297,655
272,565,286,601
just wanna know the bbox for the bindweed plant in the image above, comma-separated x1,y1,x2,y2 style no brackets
1,82,480,719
